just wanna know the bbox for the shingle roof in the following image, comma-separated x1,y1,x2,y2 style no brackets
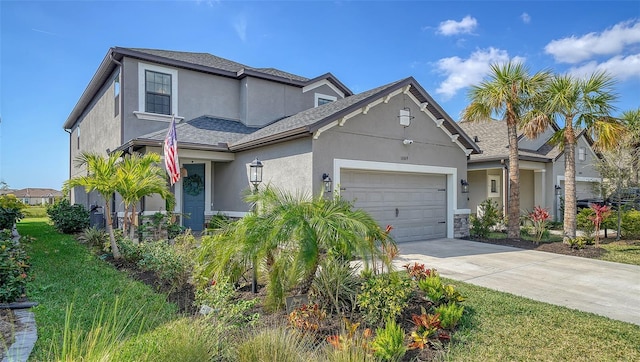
230,80,405,149
137,116,258,147
7,188,63,198
458,120,560,162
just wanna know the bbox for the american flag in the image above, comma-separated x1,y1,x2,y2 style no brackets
164,116,181,185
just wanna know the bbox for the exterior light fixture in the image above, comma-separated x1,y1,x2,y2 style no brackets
249,157,263,294
322,173,333,193
399,108,413,127
461,179,469,194
180,167,188,177
249,158,263,192
555,184,562,196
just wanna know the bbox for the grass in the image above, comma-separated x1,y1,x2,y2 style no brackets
599,239,640,265
18,218,178,360
22,206,48,218
15,218,640,361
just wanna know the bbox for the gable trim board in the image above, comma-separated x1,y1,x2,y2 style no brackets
333,158,461,239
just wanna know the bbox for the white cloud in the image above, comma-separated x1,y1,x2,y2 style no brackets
567,53,640,81
544,20,640,63
437,15,478,36
435,47,525,99
233,15,247,42
521,13,531,24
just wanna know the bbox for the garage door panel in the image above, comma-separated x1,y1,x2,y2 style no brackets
341,170,447,242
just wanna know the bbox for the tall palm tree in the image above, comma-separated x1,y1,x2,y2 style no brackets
116,152,174,241
523,71,622,242
199,186,392,311
65,151,123,259
620,108,640,185
463,61,550,239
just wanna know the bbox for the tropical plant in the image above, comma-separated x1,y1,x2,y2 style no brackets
197,186,392,310
357,272,412,327
78,226,108,248
310,258,360,315
528,205,550,244
371,318,406,362
576,208,596,240
470,199,502,238
434,302,465,330
64,151,124,258
589,204,611,247
463,61,551,239
46,199,90,234
523,71,622,242
115,152,174,241
620,108,640,184
408,311,441,350
287,303,326,333
0,232,31,303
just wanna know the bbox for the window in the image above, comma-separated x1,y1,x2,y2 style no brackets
315,93,337,107
488,175,500,197
136,62,179,121
578,147,586,161
491,179,497,193
77,125,80,150
114,75,120,116
145,70,172,115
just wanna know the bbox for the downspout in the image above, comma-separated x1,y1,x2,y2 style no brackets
64,128,72,201
502,159,508,218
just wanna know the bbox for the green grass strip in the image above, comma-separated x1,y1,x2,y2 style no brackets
18,218,177,360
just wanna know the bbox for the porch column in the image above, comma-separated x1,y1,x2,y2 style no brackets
534,170,546,208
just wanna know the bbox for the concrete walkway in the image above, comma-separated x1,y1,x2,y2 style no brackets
395,238,640,326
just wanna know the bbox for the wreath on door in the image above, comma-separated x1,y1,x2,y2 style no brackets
184,174,204,196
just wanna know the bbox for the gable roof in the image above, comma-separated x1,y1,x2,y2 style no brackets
63,47,353,130
6,188,63,198
458,120,562,162
230,77,481,154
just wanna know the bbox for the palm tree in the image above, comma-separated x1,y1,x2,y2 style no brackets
522,71,622,242
463,61,550,239
65,151,123,259
620,108,640,185
116,152,174,241
199,186,392,311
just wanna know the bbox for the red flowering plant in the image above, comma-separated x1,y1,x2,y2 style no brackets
588,204,611,247
528,206,550,244
0,232,32,303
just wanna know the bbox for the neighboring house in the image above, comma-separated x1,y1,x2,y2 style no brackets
458,120,603,221
1,188,63,206
63,47,480,241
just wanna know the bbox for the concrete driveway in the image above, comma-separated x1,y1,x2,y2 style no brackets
394,238,640,326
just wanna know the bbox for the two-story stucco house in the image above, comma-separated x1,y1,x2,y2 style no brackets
63,47,480,241
459,119,603,222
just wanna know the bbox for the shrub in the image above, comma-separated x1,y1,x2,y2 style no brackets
78,226,108,248
403,262,437,281
47,199,90,234
470,199,502,238
138,212,185,241
288,303,326,333
357,272,412,327
0,194,25,230
0,233,31,303
408,311,441,350
416,271,464,306
117,238,144,263
194,278,259,329
136,240,193,287
371,318,406,361
310,258,360,315
568,237,587,250
621,210,640,239
577,208,596,238
434,302,464,330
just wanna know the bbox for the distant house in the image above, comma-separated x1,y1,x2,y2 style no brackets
458,120,603,221
1,188,63,206
63,47,480,240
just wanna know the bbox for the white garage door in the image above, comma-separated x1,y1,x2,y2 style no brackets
560,181,599,200
340,170,447,242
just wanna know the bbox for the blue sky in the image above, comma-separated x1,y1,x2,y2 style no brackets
1,0,639,190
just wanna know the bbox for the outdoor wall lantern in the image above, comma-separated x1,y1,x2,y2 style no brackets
180,167,188,177
249,158,263,192
249,157,263,294
322,173,333,193
460,179,469,193
399,107,413,127
555,184,562,196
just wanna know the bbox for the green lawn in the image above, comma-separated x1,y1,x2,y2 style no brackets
17,218,640,361
19,219,178,361
599,240,640,265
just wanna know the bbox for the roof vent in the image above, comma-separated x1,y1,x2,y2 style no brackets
473,136,479,142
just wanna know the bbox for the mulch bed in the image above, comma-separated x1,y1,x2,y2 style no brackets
469,236,607,259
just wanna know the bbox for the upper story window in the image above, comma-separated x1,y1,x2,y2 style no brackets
315,93,337,107
135,62,179,122
578,147,586,161
145,70,172,115
114,74,120,117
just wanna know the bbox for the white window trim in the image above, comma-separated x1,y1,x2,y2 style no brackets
578,147,586,161
137,62,178,119
488,175,500,197
314,93,337,107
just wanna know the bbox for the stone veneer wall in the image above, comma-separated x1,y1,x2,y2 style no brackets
454,214,470,239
